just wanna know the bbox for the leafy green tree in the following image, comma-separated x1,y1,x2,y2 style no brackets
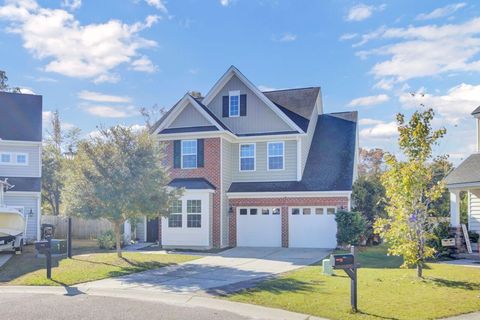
42,111,81,216
335,211,367,246
358,148,385,177
63,126,179,257
352,175,386,244
0,70,21,93
374,108,446,278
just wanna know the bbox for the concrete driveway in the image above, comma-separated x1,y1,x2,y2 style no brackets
78,247,330,295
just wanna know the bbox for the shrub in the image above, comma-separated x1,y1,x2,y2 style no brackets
97,230,116,249
335,211,367,246
469,231,480,243
428,222,450,255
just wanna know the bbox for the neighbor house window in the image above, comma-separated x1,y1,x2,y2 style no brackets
292,208,300,215
303,208,311,215
0,152,28,165
315,208,324,215
267,142,284,170
272,208,281,215
239,143,255,171
187,200,201,228
229,90,240,117
262,209,270,215
181,140,197,169
250,208,258,215
168,200,182,228
239,208,248,215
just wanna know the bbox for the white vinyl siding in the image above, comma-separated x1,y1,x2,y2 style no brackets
168,103,212,128
469,189,480,232
206,74,293,134
232,140,297,181
0,144,40,177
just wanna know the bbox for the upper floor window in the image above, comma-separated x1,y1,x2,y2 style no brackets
239,143,255,171
0,152,28,166
181,140,197,169
229,90,240,117
267,142,284,170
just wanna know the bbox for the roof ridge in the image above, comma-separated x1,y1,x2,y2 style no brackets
262,86,320,93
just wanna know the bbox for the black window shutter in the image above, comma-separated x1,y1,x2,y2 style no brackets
173,140,181,168
222,96,229,117
240,94,247,116
197,139,204,167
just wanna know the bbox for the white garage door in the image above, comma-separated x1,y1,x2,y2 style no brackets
289,207,337,248
237,207,281,247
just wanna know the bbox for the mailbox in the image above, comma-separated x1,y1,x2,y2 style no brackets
331,254,355,269
35,240,50,254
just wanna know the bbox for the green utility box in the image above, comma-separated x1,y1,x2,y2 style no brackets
322,258,334,276
50,239,67,255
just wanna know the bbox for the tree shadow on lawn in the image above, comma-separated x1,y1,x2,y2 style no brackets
427,277,480,291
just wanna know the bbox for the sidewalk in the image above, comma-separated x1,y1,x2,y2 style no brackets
0,285,328,320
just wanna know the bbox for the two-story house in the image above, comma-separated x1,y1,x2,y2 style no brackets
0,91,42,242
138,66,358,249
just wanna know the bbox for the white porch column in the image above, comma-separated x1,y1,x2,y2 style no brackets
450,190,461,227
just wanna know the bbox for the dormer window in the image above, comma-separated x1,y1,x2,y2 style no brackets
229,90,240,117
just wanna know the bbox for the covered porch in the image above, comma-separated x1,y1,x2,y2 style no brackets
446,154,480,254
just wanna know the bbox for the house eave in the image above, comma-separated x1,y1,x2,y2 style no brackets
226,190,352,199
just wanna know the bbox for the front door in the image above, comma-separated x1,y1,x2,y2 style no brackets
146,217,159,242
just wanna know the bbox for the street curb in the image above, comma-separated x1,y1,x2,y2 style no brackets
0,286,328,320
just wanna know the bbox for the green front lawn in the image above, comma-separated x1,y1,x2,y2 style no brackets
227,246,480,320
0,240,198,286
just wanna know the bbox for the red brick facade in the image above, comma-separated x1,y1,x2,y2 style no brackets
228,196,349,247
161,138,222,248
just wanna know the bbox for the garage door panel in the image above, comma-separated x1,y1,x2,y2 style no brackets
289,208,337,248
237,208,281,247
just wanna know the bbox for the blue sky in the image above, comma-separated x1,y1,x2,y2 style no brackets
1,0,480,163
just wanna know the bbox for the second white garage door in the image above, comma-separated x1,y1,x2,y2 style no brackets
237,207,281,247
289,207,337,248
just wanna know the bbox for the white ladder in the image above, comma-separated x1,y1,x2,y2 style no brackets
461,224,472,254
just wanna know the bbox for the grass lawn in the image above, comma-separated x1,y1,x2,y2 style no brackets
227,246,480,320
0,240,198,286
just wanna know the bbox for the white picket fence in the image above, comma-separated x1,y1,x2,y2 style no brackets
41,215,113,239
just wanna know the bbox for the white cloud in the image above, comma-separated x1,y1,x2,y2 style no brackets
373,78,394,90
274,32,297,42
131,56,158,73
220,0,231,6
82,104,139,118
416,3,466,21
399,83,480,124
348,94,390,107
339,33,358,41
18,87,35,94
78,90,132,103
61,0,81,11
42,111,53,124
0,0,159,83
355,18,480,82
144,0,167,13
346,3,386,22
360,121,397,139
359,118,384,126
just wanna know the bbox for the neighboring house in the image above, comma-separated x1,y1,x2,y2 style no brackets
138,66,358,249
0,91,42,242
446,107,480,248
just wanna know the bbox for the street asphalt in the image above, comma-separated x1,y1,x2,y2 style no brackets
0,293,250,320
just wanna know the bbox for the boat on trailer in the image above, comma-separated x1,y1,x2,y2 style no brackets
0,179,25,253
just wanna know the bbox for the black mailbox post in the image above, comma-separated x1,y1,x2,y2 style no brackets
35,237,52,279
331,246,359,312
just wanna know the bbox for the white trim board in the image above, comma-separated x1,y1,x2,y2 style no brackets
227,191,352,199
201,66,305,133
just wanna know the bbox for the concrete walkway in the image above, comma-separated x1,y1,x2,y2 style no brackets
78,247,330,295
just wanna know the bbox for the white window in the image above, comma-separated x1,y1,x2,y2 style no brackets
181,140,197,169
168,200,182,228
267,142,284,170
229,90,240,117
0,152,28,166
187,200,202,228
239,143,255,171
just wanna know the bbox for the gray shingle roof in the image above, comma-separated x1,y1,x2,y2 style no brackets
1,177,41,192
168,178,216,190
445,153,480,186
263,87,319,119
228,112,358,193
0,92,42,141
